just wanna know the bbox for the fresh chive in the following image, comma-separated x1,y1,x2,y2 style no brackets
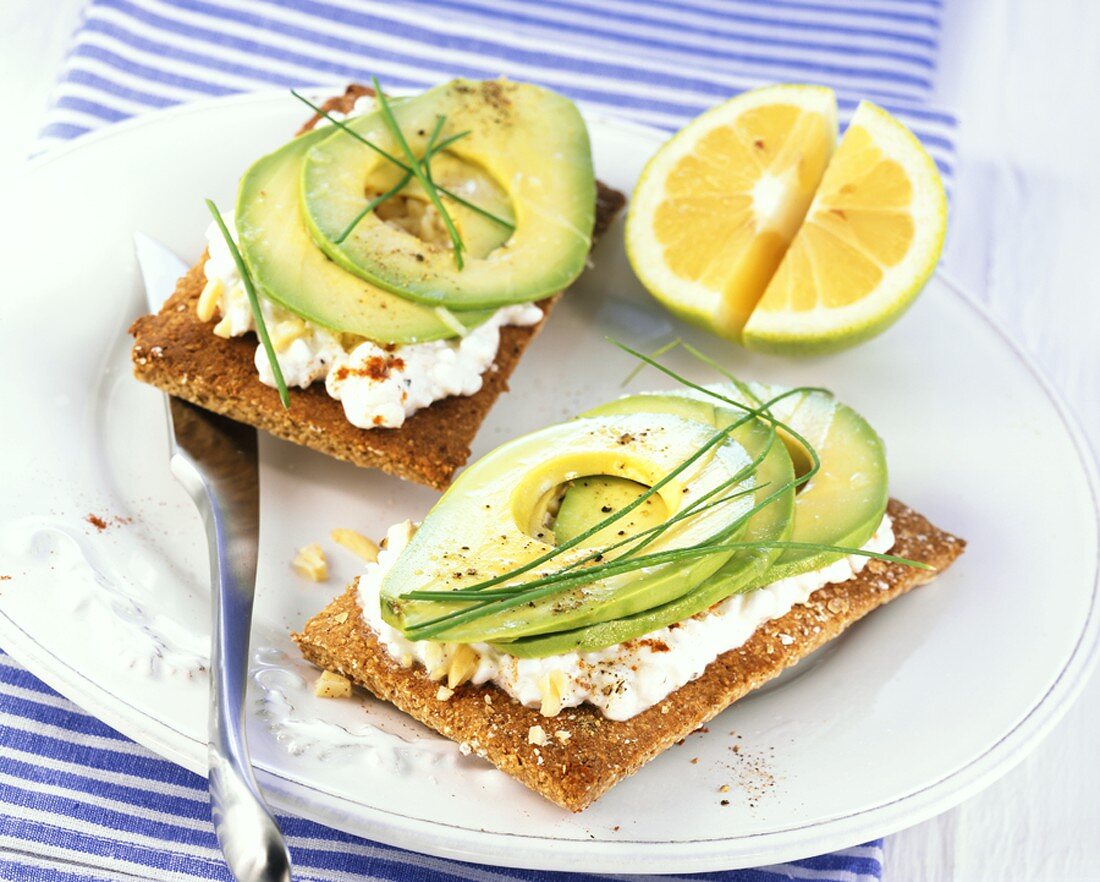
611,338,825,487
335,177,410,245
289,90,516,234
402,541,929,636
620,337,682,387
372,79,466,268
204,199,290,410
576,428,779,568
334,119,468,244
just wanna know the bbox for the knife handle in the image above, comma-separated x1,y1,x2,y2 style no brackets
169,421,292,882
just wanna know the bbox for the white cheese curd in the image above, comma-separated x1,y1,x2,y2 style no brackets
358,515,896,722
201,217,541,428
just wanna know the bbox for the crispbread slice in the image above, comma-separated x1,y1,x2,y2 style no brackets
128,85,626,490
294,498,964,811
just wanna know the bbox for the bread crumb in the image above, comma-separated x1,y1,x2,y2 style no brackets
719,784,730,793
313,670,351,699
436,685,454,701
331,528,380,563
292,544,328,582
554,730,572,743
528,724,548,746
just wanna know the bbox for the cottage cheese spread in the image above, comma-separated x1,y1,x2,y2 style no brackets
201,216,542,429
358,515,895,721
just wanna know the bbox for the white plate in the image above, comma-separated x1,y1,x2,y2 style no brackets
0,91,1097,874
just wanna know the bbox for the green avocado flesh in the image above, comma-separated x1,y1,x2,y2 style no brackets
552,477,667,547
302,79,596,309
739,383,889,584
378,411,757,643
235,128,493,343
495,393,796,657
377,381,888,657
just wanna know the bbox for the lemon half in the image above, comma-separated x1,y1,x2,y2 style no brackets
627,88,947,354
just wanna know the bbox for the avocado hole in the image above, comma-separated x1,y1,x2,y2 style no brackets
364,151,515,258
375,195,451,248
543,476,670,548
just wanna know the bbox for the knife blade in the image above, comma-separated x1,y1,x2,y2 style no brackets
133,234,292,882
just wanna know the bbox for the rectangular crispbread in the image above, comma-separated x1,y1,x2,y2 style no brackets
294,498,964,811
128,85,626,489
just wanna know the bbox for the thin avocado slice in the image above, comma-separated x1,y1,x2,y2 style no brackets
552,477,667,547
301,79,596,310
739,383,888,583
236,127,494,343
379,412,757,643
495,393,795,657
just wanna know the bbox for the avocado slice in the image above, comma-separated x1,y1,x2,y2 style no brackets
588,384,888,584
552,476,667,547
301,79,596,310
379,411,757,643
738,383,889,584
236,127,493,344
495,393,795,657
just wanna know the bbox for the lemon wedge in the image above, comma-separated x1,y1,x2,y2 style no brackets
626,84,837,339
742,100,947,354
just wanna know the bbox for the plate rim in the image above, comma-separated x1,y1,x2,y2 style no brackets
2,89,1098,873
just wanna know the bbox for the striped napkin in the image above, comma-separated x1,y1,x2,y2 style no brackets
5,1,958,879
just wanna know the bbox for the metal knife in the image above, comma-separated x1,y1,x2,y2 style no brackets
133,233,292,882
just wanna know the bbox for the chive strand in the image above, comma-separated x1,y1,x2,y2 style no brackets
290,89,515,233
204,199,290,410
372,79,466,269
620,337,682,387
402,542,930,636
334,119,467,244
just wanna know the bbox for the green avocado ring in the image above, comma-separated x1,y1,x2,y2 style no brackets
301,79,597,310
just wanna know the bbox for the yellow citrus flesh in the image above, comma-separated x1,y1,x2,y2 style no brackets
742,100,947,354
626,85,837,339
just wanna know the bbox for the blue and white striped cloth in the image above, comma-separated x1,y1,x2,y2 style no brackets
6,1,959,878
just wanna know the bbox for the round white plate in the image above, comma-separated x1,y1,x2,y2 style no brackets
0,91,1097,874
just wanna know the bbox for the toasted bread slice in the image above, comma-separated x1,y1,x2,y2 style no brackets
129,85,626,489
294,498,964,811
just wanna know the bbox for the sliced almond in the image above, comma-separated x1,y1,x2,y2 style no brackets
292,544,328,582
331,528,380,563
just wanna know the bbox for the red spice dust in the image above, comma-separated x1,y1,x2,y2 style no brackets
86,514,108,531
332,354,405,384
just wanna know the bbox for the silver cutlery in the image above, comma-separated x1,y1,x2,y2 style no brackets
134,233,292,882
